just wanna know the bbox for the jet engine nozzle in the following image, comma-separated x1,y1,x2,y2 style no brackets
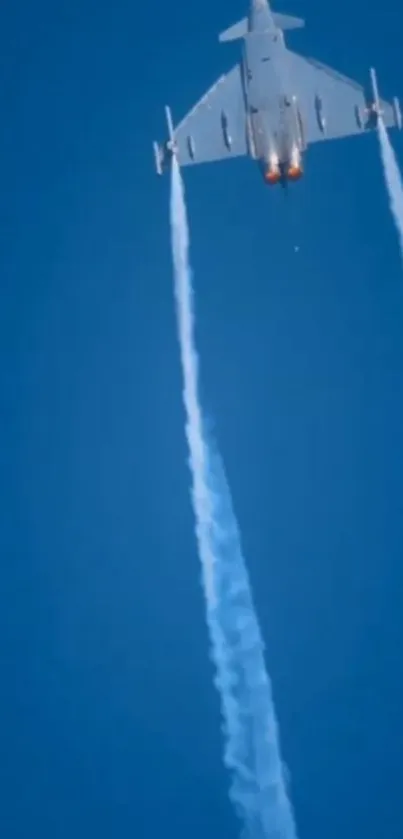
264,167,281,185
287,164,303,181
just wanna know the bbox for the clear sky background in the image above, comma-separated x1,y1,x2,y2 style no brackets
1,0,403,837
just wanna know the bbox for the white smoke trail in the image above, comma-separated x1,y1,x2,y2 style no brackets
377,118,403,257
169,156,298,839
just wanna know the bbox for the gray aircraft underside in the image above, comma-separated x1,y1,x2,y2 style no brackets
153,0,401,186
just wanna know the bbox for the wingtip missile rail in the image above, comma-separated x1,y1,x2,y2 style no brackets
366,67,402,130
153,106,177,175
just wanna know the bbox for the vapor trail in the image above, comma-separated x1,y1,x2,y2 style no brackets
169,155,298,839
377,117,403,257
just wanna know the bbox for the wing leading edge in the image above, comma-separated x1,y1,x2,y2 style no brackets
287,50,397,144
157,63,248,171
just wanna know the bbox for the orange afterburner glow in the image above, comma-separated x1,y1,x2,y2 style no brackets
264,167,281,185
287,164,303,181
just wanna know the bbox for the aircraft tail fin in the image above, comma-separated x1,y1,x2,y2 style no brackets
219,12,305,42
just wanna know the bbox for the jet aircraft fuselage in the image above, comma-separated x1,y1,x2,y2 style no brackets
153,0,401,186
242,9,305,185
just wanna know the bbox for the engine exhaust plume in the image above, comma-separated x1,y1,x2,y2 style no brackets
377,117,403,258
169,155,298,839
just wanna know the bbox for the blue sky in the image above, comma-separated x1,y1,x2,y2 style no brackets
1,0,403,837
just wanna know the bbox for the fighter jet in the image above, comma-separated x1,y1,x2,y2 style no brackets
153,0,402,187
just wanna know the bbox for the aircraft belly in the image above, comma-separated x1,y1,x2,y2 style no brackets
247,61,279,112
248,66,291,161
250,110,275,159
244,41,290,161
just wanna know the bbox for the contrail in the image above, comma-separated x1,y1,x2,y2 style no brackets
169,156,298,839
377,117,403,257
